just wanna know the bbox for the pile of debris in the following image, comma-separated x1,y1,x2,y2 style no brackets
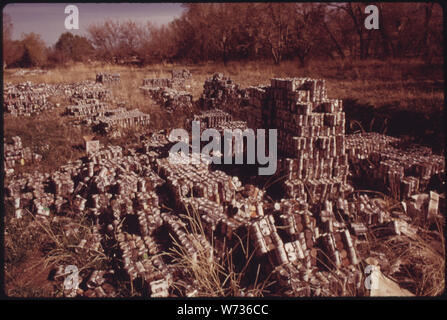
191,109,233,129
186,109,248,158
95,72,120,84
63,81,151,134
140,69,193,112
200,73,248,115
64,99,150,134
4,141,174,297
346,132,445,199
68,81,110,103
190,109,248,134
3,81,111,116
65,100,109,122
402,191,443,224
3,133,360,297
3,82,57,116
145,88,193,112
156,150,368,296
3,136,42,176
142,78,172,88
93,108,151,134
268,78,351,203
171,69,192,90
7,126,442,297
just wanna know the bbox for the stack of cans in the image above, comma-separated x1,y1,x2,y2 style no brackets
346,132,445,199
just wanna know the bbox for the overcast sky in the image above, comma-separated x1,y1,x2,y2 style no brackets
3,3,185,45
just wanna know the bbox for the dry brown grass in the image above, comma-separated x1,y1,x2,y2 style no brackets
4,203,112,297
360,231,445,296
355,201,445,296
167,206,274,297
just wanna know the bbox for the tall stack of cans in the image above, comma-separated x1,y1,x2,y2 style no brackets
171,69,191,81
269,78,351,203
200,75,353,203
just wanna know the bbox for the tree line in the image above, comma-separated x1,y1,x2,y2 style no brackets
3,3,443,68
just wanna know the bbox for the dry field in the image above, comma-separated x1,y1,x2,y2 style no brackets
5,58,444,146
